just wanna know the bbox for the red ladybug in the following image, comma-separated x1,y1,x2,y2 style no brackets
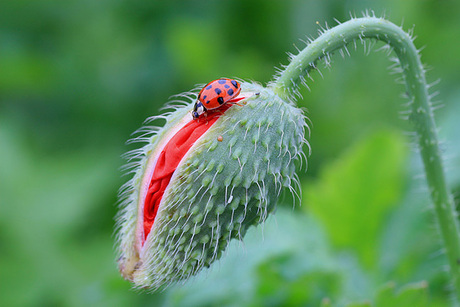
192,78,241,119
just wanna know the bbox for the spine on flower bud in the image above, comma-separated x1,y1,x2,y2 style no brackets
116,81,308,290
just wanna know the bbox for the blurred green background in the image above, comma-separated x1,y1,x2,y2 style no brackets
1,0,460,306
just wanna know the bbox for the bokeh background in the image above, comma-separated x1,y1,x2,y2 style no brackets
1,0,460,306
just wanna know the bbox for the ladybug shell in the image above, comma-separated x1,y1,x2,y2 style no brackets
197,78,241,111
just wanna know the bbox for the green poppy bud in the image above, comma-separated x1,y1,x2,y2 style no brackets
116,81,308,290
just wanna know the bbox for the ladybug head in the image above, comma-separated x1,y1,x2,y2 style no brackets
192,101,206,119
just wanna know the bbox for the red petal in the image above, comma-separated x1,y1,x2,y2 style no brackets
143,105,232,243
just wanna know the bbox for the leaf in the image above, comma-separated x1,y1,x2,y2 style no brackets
303,129,408,269
253,253,341,307
375,281,428,307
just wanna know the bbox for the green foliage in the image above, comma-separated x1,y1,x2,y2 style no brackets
331,282,430,307
253,253,341,307
374,282,428,307
1,0,460,306
304,130,407,268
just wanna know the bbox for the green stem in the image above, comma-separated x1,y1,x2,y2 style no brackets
271,16,460,301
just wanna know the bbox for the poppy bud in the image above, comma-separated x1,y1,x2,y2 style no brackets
116,81,308,289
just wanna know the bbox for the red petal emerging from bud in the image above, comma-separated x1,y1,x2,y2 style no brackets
142,104,233,243
117,82,308,289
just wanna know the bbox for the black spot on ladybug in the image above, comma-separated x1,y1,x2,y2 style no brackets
231,80,238,88
215,88,222,95
206,85,212,90
203,95,207,100
217,97,224,105
206,100,211,104
218,79,226,84
227,89,234,96
224,84,230,89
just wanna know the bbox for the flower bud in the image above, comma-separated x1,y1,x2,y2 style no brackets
116,81,308,289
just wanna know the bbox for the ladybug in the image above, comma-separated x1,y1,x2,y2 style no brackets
192,78,241,119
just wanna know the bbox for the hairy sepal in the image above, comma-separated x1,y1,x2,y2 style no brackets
116,82,308,290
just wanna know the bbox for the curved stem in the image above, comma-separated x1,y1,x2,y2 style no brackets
271,16,460,300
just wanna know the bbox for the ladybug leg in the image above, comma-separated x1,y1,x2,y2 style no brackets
203,112,209,125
